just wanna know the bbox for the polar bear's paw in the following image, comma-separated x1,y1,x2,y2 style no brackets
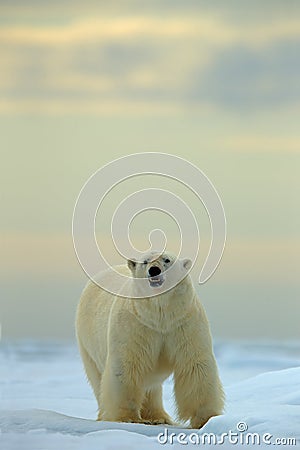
190,411,217,429
98,412,154,425
141,411,173,425
118,417,153,425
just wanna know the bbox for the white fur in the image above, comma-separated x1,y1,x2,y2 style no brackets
76,252,224,428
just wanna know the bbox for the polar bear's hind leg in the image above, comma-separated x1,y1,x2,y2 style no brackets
77,340,103,419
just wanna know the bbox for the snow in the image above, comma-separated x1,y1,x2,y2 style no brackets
1,340,299,449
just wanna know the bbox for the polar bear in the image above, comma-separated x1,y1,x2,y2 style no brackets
76,251,224,428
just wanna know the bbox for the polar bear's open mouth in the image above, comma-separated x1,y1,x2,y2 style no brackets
149,275,165,288
148,265,165,288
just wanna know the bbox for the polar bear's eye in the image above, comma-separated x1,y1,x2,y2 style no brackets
164,258,170,264
143,260,148,265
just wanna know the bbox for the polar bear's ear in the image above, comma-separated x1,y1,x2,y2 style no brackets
181,258,192,271
127,258,137,272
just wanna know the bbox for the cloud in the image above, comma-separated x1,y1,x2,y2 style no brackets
0,12,299,46
0,16,235,45
224,136,300,153
1,232,299,284
0,7,300,114
187,41,300,109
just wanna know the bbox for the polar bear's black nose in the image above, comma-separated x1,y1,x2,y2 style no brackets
148,266,161,277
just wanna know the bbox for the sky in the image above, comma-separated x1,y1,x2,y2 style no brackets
1,0,300,340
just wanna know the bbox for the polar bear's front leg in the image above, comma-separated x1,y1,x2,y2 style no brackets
174,355,224,428
171,316,225,429
100,358,146,423
140,386,173,425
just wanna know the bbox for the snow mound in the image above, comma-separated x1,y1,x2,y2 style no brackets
0,408,174,437
1,367,299,437
205,366,300,438
1,341,299,449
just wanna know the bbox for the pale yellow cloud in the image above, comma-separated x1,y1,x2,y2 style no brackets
216,237,300,284
0,98,189,115
0,12,299,115
224,136,300,153
0,15,299,47
0,16,233,45
1,232,299,284
0,233,78,279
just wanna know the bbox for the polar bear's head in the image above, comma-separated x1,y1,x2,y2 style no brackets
127,251,192,294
